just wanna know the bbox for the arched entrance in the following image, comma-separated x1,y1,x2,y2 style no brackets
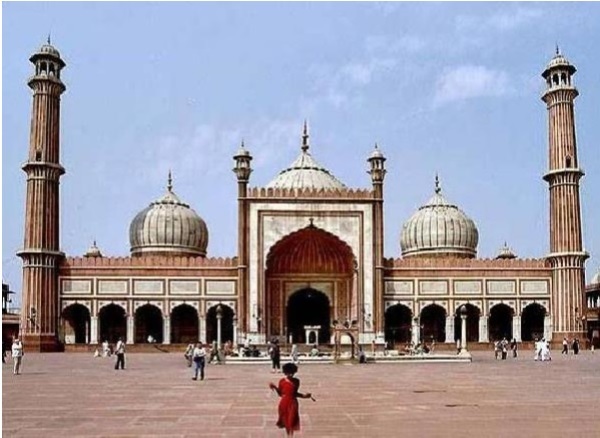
489,304,513,341
454,304,480,342
265,223,356,343
521,303,545,341
62,304,90,344
98,304,126,343
171,304,199,344
384,304,412,347
420,304,446,342
206,304,234,344
135,304,163,343
287,288,330,344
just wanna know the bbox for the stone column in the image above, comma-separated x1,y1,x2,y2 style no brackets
233,318,238,346
163,316,171,344
127,315,134,344
479,316,489,343
90,316,98,344
199,315,206,343
512,315,522,342
445,316,455,343
544,314,552,341
216,304,223,347
460,313,468,354
411,317,420,345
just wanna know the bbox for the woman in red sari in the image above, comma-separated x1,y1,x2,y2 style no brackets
269,363,312,437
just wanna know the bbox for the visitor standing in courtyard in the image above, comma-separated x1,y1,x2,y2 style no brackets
511,338,518,358
114,337,126,370
270,339,281,373
562,337,569,355
290,343,299,364
269,362,313,437
184,343,194,367
573,338,580,355
11,336,24,375
191,342,206,381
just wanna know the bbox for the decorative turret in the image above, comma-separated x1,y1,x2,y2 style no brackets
495,242,516,260
233,140,253,183
84,240,103,258
367,143,387,186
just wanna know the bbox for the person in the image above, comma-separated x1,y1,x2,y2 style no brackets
510,338,518,358
93,347,101,358
209,341,221,364
430,339,436,354
371,339,376,357
270,339,281,373
494,341,501,360
184,343,194,367
573,338,580,355
114,337,126,370
147,334,155,344
11,337,24,375
2,339,7,364
456,339,461,355
102,340,111,357
309,344,319,357
540,338,551,362
358,345,367,363
501,337,508,360
534,338,542,361
191,342,206,381
269,363,313,437
562,337,569,355
290,344,299,364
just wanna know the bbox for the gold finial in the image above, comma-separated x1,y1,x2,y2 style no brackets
301,120,310,153
434,173,441,194
47,33,51,45
167,170,173,192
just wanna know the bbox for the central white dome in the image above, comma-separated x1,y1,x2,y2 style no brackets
400,178,479,258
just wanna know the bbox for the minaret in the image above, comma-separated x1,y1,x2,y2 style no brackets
233,141,253,335
16,39,66,351
541,47,588,341
368,144,387,337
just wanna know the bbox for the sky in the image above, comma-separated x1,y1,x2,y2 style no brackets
3,2,600,304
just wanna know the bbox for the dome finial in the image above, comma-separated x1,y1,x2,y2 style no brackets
555,43,560,56
301,120,310,153
47,33,51,45
434,173,441,194
167,169,173,192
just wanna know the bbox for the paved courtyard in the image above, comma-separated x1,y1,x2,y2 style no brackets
3,351,600,437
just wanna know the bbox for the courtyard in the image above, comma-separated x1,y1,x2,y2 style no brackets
2,351,600,437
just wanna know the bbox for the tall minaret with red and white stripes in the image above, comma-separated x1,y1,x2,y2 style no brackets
541,47,588,341
17,38,66,351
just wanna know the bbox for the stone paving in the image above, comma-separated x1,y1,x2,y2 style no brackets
3,351,600,437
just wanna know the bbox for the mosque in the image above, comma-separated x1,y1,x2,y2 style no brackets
17,41,595,352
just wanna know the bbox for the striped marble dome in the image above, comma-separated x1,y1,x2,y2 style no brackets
129,174,208,257
400,177,478,258
266,123,346,190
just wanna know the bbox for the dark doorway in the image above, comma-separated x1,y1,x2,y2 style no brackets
454,304,481,342
489,304,513,341
62,304,90,344
521,303,545,341
135,304,163,343
98,304,126,343
287,288,330,344
420,304,446,343
384,304,412,347
206,305,234,344
171,304,199,344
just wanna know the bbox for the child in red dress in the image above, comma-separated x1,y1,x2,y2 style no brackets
269,362,312,437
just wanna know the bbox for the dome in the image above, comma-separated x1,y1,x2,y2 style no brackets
542,47,576,78
29,38,65,67
400,177,479,258
495,242,516,260
266,123,346,190
38,43,61,58
129,174,208,257
591,269,600,287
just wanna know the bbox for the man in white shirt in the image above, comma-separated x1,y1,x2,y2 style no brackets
11,337,24,375
114,337,126,370
192,342,207,381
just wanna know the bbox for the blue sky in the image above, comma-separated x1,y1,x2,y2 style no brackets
3,2,600,302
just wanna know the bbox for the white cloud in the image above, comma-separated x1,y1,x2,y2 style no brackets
433,65,512,106
139,119,300,188
456,7,544,33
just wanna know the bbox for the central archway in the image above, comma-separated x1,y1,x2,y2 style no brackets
287,288,330,344
420,304,446,342
454,304,480,342
384,304,412,347
265,223,356,343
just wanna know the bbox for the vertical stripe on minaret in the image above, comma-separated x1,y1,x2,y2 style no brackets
16,41,66,352
541,49,588,341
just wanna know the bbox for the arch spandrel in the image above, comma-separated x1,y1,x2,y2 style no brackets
97,300,128,314
61,300,92,313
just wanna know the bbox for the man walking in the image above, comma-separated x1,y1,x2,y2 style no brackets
114,337,126,370
561,337,569,355
192,342,206,381
11,336,24,375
